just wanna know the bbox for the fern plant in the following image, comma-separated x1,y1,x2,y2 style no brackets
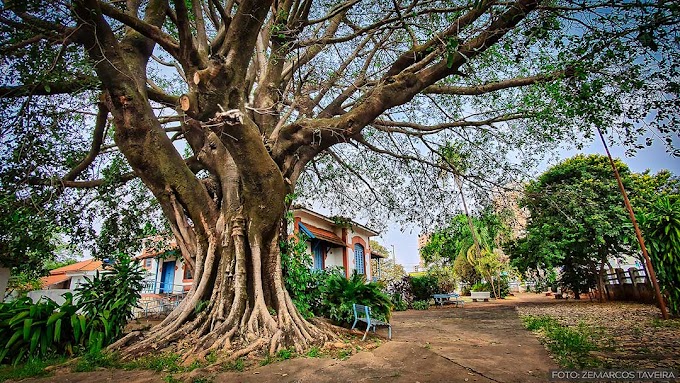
320,272,392,325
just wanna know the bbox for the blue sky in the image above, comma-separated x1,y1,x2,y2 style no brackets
375,138,679,271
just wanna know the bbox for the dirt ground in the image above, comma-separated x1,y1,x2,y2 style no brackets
16,294,563,383
517,296,680,369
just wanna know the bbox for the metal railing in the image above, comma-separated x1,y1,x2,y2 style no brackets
140,280,187,295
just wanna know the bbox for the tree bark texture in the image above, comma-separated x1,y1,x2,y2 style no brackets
62,0,540,358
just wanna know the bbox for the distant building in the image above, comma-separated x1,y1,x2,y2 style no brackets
417,233,430,271
491,184,529,241
39,259,104,290
27,259,105,305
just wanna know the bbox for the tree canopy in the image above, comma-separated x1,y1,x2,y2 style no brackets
509,154,678,297
1,0,679,357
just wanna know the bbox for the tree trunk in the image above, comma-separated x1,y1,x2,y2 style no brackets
117,192,333,360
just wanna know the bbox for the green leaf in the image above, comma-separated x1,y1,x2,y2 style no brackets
29,328,41,354
54,318,62,342
79,315,87,335
23,318,33,341
47,311,65,326
5,331,22,349
9,311,29,326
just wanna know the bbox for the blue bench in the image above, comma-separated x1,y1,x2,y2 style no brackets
433,293,464,307
351,303,392,341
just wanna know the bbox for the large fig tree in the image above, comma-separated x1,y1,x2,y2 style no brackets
1,0,677,358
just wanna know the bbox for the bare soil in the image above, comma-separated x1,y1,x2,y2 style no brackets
516,295,680,369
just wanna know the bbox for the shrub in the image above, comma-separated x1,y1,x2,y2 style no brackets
410,275,439,301
639,197,680,316
390,293,408,311
470,281,490,292
384,275,414,304
320,272,392,325
75,253,145,351
411,300,429,310
425,265,457,293
0,293,85,365
497,276,510,298
280,234,322,318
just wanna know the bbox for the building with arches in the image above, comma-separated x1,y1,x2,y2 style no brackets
136,207,382,294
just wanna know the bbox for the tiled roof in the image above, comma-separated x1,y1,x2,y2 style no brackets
40,274,70,288
49,259,102,275
136,240,178,260
301,223,347,247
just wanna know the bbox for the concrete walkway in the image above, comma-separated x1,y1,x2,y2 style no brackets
214,294,557,382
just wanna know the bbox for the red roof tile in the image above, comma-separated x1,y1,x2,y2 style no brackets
49,259,102,275
303,224,347,247
40,274,70,288
136,240,178,260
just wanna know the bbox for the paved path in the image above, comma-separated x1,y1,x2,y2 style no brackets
213,294,557,383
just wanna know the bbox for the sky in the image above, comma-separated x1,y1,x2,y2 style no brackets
371,137,679,272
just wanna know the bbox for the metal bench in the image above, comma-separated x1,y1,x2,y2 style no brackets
433,293,464,307
351,303,392,341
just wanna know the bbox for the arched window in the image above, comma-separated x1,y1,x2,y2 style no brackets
354,243,365,275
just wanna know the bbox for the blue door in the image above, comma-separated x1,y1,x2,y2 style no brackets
312,240,323,270
354,244,365,275
160,260,175,293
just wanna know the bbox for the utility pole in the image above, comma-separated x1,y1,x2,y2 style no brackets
596,127,669,319
391,245,396,265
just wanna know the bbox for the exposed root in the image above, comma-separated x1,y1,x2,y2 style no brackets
117,210,337,362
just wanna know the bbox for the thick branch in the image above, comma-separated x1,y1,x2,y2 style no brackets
28,172,137,189
98,0,180,59
63,102,109,181
0,79,98,98
424,69,572,96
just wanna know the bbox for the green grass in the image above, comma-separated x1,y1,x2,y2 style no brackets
337,349,352,360
72,350,122,372
125,352,184,373
258,354,274,366
522,315,600,368
306,347,321,358
222,358,244,372
0,356,66,382
650,317,680,328
276,348,293,360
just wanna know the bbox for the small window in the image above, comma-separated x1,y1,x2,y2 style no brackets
183,265,193,280
144,258,152,268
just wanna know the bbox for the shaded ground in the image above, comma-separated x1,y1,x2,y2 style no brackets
13,294,558,383
517,296,680,369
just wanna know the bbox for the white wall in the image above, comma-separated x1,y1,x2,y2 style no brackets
325,248,344,268
27,289,71,305
297,212,375,279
